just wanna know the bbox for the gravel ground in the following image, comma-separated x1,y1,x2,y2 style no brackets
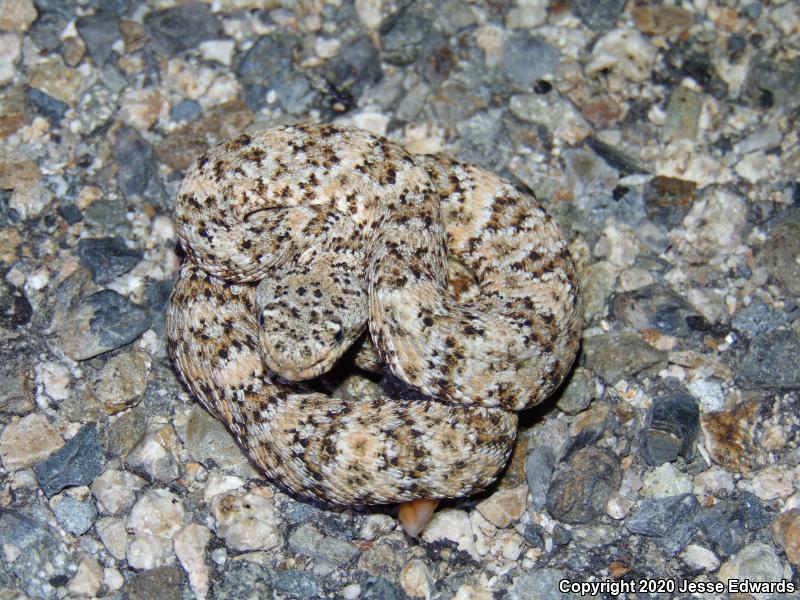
1,0,799,598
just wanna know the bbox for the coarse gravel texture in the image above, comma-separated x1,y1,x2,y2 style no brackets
0,0,799,599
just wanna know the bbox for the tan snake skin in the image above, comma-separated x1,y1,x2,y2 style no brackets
166,123,582,505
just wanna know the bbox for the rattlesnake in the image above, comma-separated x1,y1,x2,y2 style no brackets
166,123,582,506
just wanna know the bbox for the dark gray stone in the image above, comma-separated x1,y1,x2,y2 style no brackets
213,560,272,600
323,36,382,108
52,496,97,536
626,493,700,556
237,34,315,113
641,393,699,465
104,406,147,458
361,577,407,600
114,126,166,202
379,4,432,66
757,210,800,296
526,445,556,510
586,137,647,176
744,56,800,110
695,493,769,557
502,32,560,88
124,566,184,600
0,509,76,599
34,425,104,498
522,524,544,548
144,3,223,54
57,203,82,225
570,0,626,30
76,10,121,66
0,285,32,329
0,373,34,415
77,237,143,285
27,87,68,123
555,368,596,415
288,523,358,566
731,301,788,338
551,523,571,546
271,570,322,599
169,99,202,123
546,446,621,524
612,283,698,337
582,331,666,384
28,11,70,52
736,329,800,391
643,175,697,229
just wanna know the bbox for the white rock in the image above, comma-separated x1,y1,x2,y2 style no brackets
454,584,493,600
203,471,245,504
127,488,185,538
0,0,37,33
341,583,361,600
681,188,747,254
127,533,175,570
606,493,635,519
92,469,146,515
175,523,212,600
735,152,780,183
10,183,53,220
199,39,235,66
693,467,734,498
587,28,657,82
343,111,389,137
509,93,590,146
505,0,547,29
718,542,787,600
359,513,396,541
211,490,281,551
476,485,528,528
400,559,433,599
641,463,693,498
118,88,167,131
37,362,70,402
355,0,383,29
739,465,798,501
682,544,720,571
95,516,129,560
67,557,103,598
420,508,475,558
0,33,20,85
686,378,726,413
0,413,63,470
103,567,124,593
496,529,525,561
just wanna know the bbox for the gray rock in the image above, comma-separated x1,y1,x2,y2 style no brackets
526,445,556,510
582,331,666,384
511,568,571,600
626,493,700,556
586,137,647,176
0,284,32,329
104,406,147,459
731,301,788,338
144,3,223,55
695,492,770,557
237,34,315,113
361,577,406,600
736,329,800,391
757,211,800,296
0,373,34,415
522,524,544,548
546,446,622,524
454,111,512,172
114,126,166,202
169,99,201,123
288,523,359,566
380,4,431,66
641,393,699,466
502,32,560,88
76,10,121,66
57,203,82,225
643,175,697,230
124,566,184,600
57,290,151,361
571,0,626,30
0,509,76,600
744,56,800,110
552,523,571,546
125,431,179,482
52,496,97,536
556,368,596,415
27,87,68,123
34,425,104,498
327,37,382,101
185,405,258,479
28,11,69,52
213,560,272,600
271,570,322,599
77,237,143,285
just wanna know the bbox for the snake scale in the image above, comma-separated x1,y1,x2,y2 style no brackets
166,123,582,505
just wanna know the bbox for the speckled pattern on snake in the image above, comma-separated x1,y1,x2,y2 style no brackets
166,123,583,505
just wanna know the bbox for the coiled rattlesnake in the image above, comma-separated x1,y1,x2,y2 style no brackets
166,123,582,506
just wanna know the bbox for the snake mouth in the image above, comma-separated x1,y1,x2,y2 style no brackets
258,320,347,381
